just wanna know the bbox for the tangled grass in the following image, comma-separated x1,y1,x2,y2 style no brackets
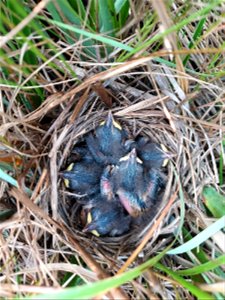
0,1,225,299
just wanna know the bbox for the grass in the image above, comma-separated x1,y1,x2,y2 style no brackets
0,0,225,299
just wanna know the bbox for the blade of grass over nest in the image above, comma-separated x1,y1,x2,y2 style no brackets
183,18,206,67
119,0,223,61
29,250,168,300
182,228,212,265
167,216,225,255
155,263,214,300
181,227,225,280
176,254,225,276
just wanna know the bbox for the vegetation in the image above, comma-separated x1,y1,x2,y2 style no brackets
0,0,225,299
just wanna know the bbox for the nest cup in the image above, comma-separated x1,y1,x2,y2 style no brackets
55,67,219,261
58,105,177,256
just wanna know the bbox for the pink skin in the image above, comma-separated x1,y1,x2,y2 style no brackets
101,178,113,200
102,180,111,193
117,189,138,217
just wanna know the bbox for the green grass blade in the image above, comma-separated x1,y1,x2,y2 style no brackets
0,168,32,195
155,263,214,300
120,0,223,61
41,17,133,52
183,18,206,66
0,168,19,188
116,0,129,30
203,186,225,218
29,247,169,300
219,139,225,185
115,0,128,14
167,216,225,255
54,0,82,26
68,0,86,20
99,0,116,36
176,255,225,276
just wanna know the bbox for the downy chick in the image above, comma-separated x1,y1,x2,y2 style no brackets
86,111,128,165
83,195,131,237
60,161,102,196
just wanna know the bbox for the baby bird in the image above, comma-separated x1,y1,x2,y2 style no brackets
86,111,128,165
100,165,115,201
128,136,170,169
144,169,166,204
83,195,131,237
111,148,148,217
60,161,102,196
71,146,94,163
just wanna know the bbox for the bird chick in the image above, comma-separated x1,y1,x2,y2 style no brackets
60,161,102,196
144,169,166,204
86,111,128,165
129,136,170,169
83,195,131,237
112,148,148,217
100,165,115,201
71,145,94,163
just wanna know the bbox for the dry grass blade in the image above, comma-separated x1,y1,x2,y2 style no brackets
0,0,51,48
197,282,225,293
19,48,225,124
69,86,91,124
9,187,128,299
151,0,188,92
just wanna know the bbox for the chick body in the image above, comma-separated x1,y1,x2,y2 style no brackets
129,136,169,169
71,146,94,163
86,112,128,165
111,149,148,216
83,195,131,237
144,169,166,203
61,161,102,196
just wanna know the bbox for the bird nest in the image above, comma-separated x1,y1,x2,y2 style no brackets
1,62,221,293
41,63,220,262
58,110,172,251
